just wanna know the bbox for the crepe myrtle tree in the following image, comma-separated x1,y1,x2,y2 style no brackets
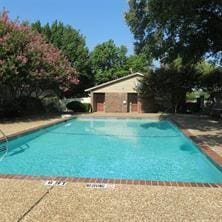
0,10,79,103
32,20,92,96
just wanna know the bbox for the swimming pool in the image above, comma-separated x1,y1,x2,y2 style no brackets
0,118,222,183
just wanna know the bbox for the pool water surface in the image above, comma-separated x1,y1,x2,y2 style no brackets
0,118,221,183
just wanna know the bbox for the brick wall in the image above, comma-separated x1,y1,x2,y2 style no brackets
92,92,156,113
105,93,128,112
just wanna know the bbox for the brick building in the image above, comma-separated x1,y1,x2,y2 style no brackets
85,73,154,113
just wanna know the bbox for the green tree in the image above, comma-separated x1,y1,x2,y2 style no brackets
126,54,150,73
90,40,129,84
201,67,222,104
125,0,222,64
195,61,216,75
32,20,92,96
139,59,199,112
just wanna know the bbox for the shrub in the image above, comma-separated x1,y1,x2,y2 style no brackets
66,101,90,112
0,97,45,118
19,97,45,115
0,100,21,118
42,97,65,113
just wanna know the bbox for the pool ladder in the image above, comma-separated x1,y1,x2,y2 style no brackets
0,129,8,161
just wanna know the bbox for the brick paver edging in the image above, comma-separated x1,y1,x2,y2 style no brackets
0,116,221,188
0,174,221,188
170,118,222,169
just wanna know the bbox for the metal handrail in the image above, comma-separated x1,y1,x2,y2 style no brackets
0,129,8,161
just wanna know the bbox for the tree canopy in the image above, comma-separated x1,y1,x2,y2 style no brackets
32,22,151,88
139,59,200,112
32,20,92,96
125,0,222,64
90,40,150,84
201,66,222,102
90,40,128,84
0,11,78,116
126,54,150,73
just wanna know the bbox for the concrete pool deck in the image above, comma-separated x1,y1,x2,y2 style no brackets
0,113,222,221
0,179,222,221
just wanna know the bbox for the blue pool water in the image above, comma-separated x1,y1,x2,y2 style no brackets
0,118,222,183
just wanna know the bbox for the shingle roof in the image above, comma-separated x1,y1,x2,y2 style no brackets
85,72,144,92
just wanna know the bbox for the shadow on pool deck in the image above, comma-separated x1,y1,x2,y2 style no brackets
171,115,222,156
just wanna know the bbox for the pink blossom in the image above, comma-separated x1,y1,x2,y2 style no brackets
0,10,9,24
0,9,79,94
16,55,28,64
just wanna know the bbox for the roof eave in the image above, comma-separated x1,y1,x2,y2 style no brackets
85,72,144,92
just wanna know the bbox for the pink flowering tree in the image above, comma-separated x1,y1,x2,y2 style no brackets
0,10,78,106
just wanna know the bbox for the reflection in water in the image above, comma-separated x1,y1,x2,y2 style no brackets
86,120,139,141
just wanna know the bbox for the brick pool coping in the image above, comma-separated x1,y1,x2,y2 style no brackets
0,116,222,188
0,174,221,188
170,118,222,169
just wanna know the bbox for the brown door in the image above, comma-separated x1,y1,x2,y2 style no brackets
95,93,105,112
128,93,138,112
